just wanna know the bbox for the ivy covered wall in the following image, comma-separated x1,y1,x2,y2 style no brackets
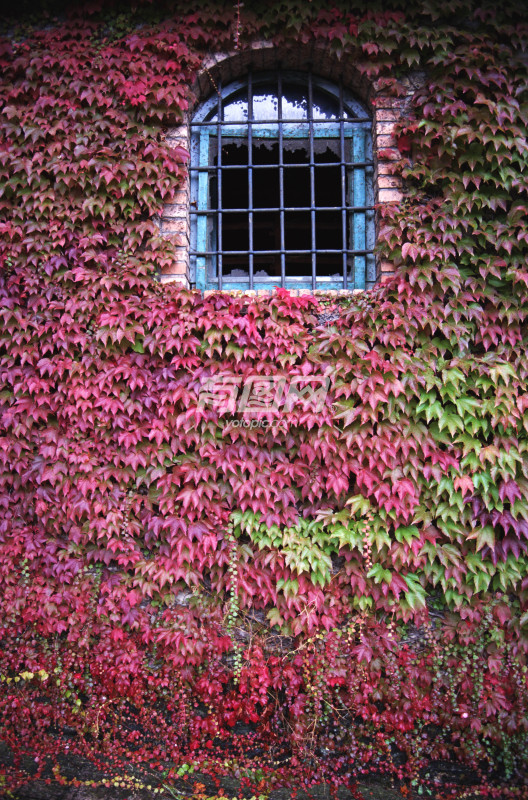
0,1,527,797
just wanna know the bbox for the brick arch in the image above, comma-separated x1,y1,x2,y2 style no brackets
191,41,373,113
160,43,419,288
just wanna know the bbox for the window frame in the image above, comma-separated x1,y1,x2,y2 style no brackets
189,70,376,292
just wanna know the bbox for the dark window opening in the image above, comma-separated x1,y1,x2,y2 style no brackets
213,142,342,278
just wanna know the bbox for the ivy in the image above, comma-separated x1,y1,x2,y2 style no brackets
0,0,527,797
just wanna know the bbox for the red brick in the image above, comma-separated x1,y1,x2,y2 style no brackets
375,121,397,136
374,96,409,111
378,175,402,189
377,160,400,174
377,148,402,161
161,258,188,275
163,218,187,234
162,233,187,248
161,276,189,289
174,189,189,204
375,108,403,122
163,201,188,217
167,125,187,140
377,134,398,148
377,188,403,204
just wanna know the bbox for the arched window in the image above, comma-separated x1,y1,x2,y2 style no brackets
190,70,375,292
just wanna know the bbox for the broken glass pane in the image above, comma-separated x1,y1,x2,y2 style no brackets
219,84,342,123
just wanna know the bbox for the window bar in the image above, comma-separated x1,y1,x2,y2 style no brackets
248,72,254,291
339,82,347,290
217,78,223,290
193,160,373,172
191,204,374,214
278,70,285,288
194,248,372,256
308,70,316,291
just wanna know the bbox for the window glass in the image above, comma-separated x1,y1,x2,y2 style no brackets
222,90,248,122
219,85,342,122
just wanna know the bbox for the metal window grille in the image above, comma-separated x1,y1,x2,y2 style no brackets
190,70,375,292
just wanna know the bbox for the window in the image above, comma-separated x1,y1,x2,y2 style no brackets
190,70,375,292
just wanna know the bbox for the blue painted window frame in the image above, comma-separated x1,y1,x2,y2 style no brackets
190,71,375,292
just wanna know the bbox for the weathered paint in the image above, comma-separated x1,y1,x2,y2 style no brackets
196,131,210,291
353,129,366,291
200,122,361,138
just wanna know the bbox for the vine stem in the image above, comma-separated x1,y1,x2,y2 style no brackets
234,0,241,50
226,522,243,682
